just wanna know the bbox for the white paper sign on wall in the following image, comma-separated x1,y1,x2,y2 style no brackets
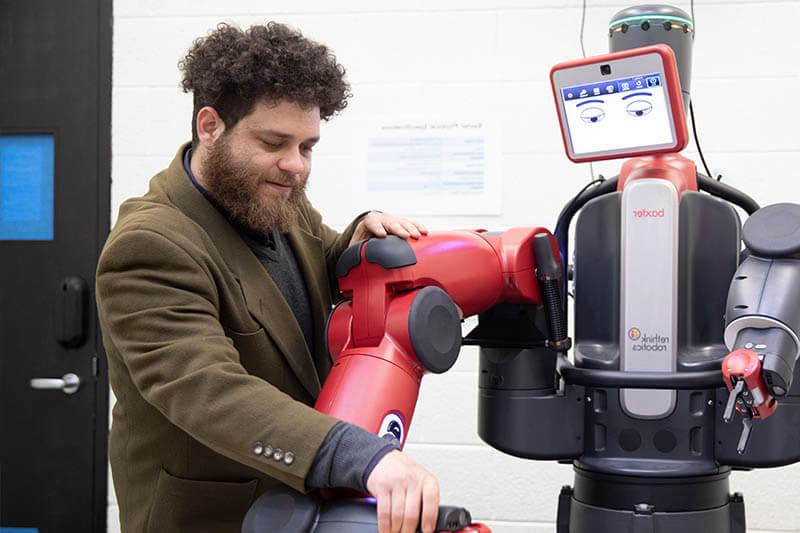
355,117,501,216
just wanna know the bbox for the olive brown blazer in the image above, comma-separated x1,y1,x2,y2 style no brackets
96,144,362,532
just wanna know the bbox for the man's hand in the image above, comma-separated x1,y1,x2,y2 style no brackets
350,212,428,245
366,450,440,533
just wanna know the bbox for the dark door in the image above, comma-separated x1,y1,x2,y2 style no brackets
0,1,111,532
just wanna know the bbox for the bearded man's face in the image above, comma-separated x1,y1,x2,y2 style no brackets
201,100,320,233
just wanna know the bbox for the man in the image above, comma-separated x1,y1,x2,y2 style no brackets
97,22,439,533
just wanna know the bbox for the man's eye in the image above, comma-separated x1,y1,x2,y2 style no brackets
580,107,606,123
626,100,653,117
263,140,282,149
300,145,314,155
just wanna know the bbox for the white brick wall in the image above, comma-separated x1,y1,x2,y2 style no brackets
110,1,800,531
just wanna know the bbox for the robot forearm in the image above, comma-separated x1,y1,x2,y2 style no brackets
721,204,800,453
316,228,555,446
724,204,800,398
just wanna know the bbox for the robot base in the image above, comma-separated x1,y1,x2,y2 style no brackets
556,469,746,533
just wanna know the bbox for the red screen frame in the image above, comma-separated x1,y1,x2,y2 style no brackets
550,44,689,163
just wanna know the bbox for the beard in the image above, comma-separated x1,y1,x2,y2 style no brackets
202,136,308,234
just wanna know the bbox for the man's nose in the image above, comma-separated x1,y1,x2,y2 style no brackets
277,149,305,176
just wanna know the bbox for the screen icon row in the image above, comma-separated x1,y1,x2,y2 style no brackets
563,73,662,101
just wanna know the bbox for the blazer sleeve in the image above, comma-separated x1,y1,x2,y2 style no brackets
96,227,339,493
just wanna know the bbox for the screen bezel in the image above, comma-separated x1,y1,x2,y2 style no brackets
550,45,687,163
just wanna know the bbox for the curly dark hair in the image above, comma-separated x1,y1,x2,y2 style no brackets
179,22,351,148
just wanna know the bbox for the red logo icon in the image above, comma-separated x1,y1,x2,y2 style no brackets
628,328,641,340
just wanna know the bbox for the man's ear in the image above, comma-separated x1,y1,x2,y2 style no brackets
196,106,226,146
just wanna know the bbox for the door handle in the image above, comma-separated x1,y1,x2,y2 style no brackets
29,373,81,394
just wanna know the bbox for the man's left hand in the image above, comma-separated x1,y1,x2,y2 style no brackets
350,212,428,245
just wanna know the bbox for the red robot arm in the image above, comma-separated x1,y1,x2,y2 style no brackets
315,228,556,447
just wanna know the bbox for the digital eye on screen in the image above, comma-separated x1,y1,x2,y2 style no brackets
623,92,654,117
580,106,606,123
626,99,653,117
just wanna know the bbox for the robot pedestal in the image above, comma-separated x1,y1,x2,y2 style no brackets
558,469,745,533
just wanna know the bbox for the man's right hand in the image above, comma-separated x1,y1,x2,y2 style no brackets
366,450,440,533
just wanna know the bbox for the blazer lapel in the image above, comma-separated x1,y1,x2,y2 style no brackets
160,144,322,398
230,244,323,398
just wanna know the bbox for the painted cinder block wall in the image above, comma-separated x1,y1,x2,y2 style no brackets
109,1,800,531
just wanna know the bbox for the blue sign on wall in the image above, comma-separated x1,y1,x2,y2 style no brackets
0,134,55,240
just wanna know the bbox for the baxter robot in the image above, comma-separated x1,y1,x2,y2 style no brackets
244,5,800,532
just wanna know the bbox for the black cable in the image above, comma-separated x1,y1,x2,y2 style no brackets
697,174,760,214
686,2,717,181
689,99,715,180
554,177,618,311
555,176,605,294
555,176,618,258
554,177,605,237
